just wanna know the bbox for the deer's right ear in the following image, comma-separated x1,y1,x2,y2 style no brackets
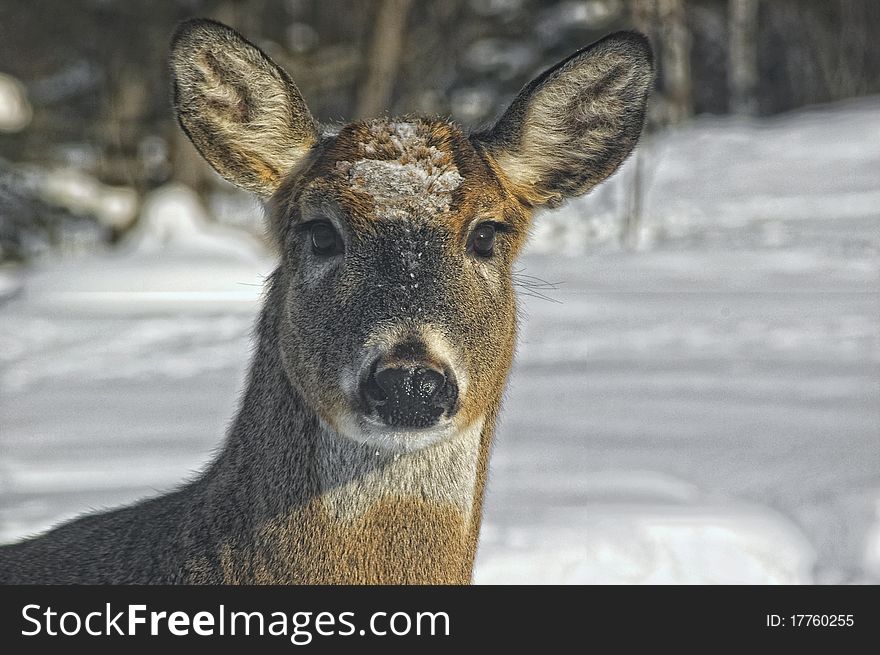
170,19,318,198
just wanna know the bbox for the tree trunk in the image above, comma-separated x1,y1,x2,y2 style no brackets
657,0,692,123
728,0,760,115
630,0,692,124
355,0,414,119
621,149,645,250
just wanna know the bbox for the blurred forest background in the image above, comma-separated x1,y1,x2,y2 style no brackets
1,0,879,262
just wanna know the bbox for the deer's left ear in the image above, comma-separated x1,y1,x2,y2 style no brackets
472,31,653,208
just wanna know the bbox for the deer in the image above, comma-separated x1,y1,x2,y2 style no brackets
0,19,652,584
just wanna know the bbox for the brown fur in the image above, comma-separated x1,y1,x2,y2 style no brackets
193,498,472,584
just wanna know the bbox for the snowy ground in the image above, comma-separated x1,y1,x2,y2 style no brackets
1,99,878,583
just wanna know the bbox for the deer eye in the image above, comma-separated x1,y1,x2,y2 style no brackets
470,223,497,258
309,222,343,256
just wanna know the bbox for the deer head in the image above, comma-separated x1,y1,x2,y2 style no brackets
170,19,652,453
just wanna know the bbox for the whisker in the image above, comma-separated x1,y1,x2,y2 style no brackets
512,268,564,303
513,285,563,304
512,269,564,290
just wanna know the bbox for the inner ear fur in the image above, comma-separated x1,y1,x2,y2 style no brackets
170,18,318,197
473,31,654,208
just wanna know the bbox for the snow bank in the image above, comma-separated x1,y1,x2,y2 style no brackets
38,168,138,230
0,73,31,133
124,183,267,261
529,97,880,253
475,501,816,584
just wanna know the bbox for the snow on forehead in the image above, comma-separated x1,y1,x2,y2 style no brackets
336,121,463,218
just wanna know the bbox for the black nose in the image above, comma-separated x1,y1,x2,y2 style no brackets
361,362,458,428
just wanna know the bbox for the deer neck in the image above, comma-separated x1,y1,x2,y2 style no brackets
193,271,494,584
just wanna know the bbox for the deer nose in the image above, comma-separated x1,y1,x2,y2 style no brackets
361,360,458,429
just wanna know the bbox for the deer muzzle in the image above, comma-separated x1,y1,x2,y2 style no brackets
358,339,460,429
